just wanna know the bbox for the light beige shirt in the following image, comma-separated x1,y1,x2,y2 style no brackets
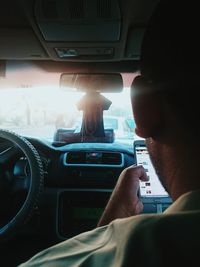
19,191,200,266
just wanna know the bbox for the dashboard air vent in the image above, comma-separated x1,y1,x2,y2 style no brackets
102,152,122,165
64,151,123,167
66,152,86,164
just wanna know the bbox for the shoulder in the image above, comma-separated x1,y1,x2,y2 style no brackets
115,212,200,267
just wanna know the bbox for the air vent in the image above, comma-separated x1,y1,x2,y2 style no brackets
102,152,122,165
66,152,86,164
69,0,85,19
42,0,58,19
64,151,124,167
97,0,111,18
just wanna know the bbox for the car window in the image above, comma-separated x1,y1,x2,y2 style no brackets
104,117,118,130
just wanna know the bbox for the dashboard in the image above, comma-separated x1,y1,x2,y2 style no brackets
4,137,172,242
12,139,133,240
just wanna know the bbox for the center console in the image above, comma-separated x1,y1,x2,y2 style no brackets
57,189,112,238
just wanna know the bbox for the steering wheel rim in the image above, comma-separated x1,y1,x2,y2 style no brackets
0,129,44,242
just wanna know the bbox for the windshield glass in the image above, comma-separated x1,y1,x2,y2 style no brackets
0,62,138,143
0,86,136,142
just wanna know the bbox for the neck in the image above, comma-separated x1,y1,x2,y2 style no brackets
161,145,200,201
169,172,200,201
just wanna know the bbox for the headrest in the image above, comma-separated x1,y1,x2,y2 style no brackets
140,0,200,83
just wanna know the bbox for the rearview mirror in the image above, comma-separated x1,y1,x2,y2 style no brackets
60,73,123,92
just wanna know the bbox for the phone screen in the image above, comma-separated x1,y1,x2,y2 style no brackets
135,144,169,197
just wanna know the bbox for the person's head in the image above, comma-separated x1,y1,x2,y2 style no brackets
131,0,200,199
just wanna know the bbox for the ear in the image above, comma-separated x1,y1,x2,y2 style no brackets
130,86,163,138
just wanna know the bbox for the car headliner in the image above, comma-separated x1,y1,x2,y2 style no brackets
0,0,159,64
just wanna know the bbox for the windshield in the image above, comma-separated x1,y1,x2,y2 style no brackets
0,86,136,142
0,62,138,143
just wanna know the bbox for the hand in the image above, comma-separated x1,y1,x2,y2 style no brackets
97,165,148,227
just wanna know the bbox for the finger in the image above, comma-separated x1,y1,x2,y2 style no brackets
126,165,149,182
139,168,149,182
134,200,144,214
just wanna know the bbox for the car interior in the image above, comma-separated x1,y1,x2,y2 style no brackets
0,0,173,266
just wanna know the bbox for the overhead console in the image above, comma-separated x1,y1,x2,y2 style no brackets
20,0,159,62
34,0,121,60
35,0,121,42
0,0,160,61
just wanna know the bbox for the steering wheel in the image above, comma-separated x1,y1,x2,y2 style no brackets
0,129,44,242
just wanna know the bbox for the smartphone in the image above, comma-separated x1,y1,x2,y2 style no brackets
134,140,169,199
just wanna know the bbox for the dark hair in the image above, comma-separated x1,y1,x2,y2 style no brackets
140,0,200,134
